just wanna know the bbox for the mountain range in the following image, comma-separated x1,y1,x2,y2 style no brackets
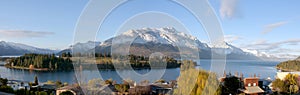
0,41,56,56
62,27,280,60
0,27,290,60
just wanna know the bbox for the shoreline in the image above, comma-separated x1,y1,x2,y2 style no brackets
5,66,52,71
276,67,300,72
4,64,181,72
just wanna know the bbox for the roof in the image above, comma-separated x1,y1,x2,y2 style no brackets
244,86,264,94
40,84,57,90
151,84,172,89
57,85,82,93
244,77,259,80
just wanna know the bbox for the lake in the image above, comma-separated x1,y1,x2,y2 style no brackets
0,60,279,84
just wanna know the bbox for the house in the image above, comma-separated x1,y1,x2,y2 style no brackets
7,80,30,91
242,77,264,95
259,79,272,94
56,85,83,95
151,83,173,95
128,80,176,95
40,84,57,95
128,85,152,95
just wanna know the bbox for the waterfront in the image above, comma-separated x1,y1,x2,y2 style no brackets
0,60,279,84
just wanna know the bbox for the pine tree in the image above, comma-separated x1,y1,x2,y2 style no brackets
34,75,39,85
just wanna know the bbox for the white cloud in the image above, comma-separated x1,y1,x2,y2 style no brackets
244,39,300,50
219,0,239,19
261,21,288,34
0,30,54,38
224,35,242,43
242,39,300,55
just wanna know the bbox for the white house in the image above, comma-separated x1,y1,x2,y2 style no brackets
7,80,30,91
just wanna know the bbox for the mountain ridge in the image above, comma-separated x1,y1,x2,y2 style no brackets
2,27,290,60
0,41,56,56
68,27,267,60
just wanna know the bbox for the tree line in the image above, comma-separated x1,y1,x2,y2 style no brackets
95,54,181,69
277,60,300,71
6,54,73,71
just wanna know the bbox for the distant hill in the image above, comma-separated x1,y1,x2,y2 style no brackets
0,41,56,56
277,57,300,71
56,41,100,56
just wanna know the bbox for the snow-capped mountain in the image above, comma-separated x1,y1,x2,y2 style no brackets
71,41,101,52
93,27,261,60
57,41,101,55
241,49,272,58
0,41,56,56
99,27,209,50
56,27,278,60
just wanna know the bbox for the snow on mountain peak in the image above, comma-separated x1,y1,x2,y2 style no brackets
0,41,55,55
107,27,209,49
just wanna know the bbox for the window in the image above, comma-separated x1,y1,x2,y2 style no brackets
253,83,256,86
248,83,251,87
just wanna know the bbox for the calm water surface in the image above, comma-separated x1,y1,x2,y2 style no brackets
0,60,279,83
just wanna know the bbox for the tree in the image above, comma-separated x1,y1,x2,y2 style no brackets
0,78,8,86
62,53,66,57
60,91,74,95
0,85,14,93
174,60,221,95
88,78,104,88
285,74,298,85
34,75,39,85
222,76,240,94
272,74,299,94
39,91,48,95
6,54,73,71
290,85,299,94
55,80,63,87
155,79,165,84
105,79,113,85
115,84,129,93
67,52,72,57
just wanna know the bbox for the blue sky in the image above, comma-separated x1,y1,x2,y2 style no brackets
0,0,299,57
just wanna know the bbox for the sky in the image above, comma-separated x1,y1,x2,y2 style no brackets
0,0,299,57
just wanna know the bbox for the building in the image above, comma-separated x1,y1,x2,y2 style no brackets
6,80,30,91
151,84,173,95
56,85,83,95
40,84,57,95
128,85,152,95
242,77,264,95
128,81,176,95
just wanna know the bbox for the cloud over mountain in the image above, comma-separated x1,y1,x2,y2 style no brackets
0,30,54,38
219,0,240,19
262,21,288,34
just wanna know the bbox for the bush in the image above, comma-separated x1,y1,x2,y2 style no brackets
0,85,14,93
60,91,74,95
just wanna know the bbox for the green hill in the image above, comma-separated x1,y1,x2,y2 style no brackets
277,57,300,71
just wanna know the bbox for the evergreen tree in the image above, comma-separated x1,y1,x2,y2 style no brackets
34,75,39,85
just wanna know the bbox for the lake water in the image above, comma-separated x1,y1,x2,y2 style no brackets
0,60,279,84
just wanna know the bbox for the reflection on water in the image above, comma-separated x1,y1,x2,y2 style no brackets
0,60,279,83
